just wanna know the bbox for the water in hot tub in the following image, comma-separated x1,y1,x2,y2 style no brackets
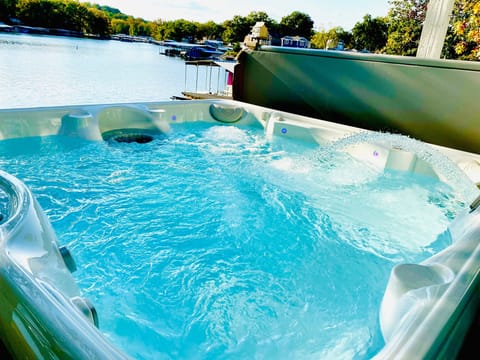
0,122,470,359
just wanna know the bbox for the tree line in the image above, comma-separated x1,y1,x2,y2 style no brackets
0,0,110,36
0,0,478,60
313,0,479,61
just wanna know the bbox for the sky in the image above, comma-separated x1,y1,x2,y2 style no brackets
94,0,391,31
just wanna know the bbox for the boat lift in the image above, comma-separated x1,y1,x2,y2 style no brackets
176,60,236,100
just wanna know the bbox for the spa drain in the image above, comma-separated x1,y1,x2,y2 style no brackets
102,129,161,144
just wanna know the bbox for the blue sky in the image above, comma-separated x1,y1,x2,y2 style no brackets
95,1,391,31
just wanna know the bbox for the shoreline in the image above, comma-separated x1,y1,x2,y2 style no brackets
0,24,156,43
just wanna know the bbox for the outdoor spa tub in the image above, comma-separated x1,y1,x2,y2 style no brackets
0,100,479,359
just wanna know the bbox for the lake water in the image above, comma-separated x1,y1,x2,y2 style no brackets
0,33,201,109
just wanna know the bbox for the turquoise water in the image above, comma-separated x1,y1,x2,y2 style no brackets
0,33,210,108
0,121,464,359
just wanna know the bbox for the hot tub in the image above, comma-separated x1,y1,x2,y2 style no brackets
0,100,479,359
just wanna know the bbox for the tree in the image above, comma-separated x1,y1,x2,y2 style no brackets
352,14,388,52
123,17,151,37
448,0,480,60
63,1,87,30
221,11,278,46
0,0,17,22
311,26,352,49
336,27,354,49
14,0,111,35
16,0,55,28
110,18,129,35
84,6,110,36
279,11,314,39
222,15,251,44
155,19,198,42
91,4,128,20
245,11,278,34
383,0,428,56
196,20,224,40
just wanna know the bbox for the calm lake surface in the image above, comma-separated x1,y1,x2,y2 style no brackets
0,33,197,109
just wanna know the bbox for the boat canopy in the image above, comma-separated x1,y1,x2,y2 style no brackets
184,60,236,74
214,61,236,73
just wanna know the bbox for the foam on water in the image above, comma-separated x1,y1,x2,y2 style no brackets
323,131,480,203
0,122,468,359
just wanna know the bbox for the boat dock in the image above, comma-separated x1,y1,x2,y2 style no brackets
159,40,229,61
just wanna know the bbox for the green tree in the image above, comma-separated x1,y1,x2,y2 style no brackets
91,3,128,20
15,0,110,35
63,1,87,30
84,6,110,36
383,0,428,56
0,0,18,22
221,11,278,45
16,0,55,28
124,17,151,36
156,19,197,42
279,11,314,39
245,11,278,34
110,18,129,34
352,14,388,52
337,27,354,49
311,26,352,49
196,20,224,40
222,15,250,44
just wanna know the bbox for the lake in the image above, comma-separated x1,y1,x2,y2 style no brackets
0,33,201,109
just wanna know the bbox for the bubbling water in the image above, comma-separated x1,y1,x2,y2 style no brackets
0,123,471,360
321,131,480,204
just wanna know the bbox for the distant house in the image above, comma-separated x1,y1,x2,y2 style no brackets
281,36,310,48
251,22,269,39
243,22,271,49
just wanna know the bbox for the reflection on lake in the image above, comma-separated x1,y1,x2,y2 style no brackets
0,34,195,108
